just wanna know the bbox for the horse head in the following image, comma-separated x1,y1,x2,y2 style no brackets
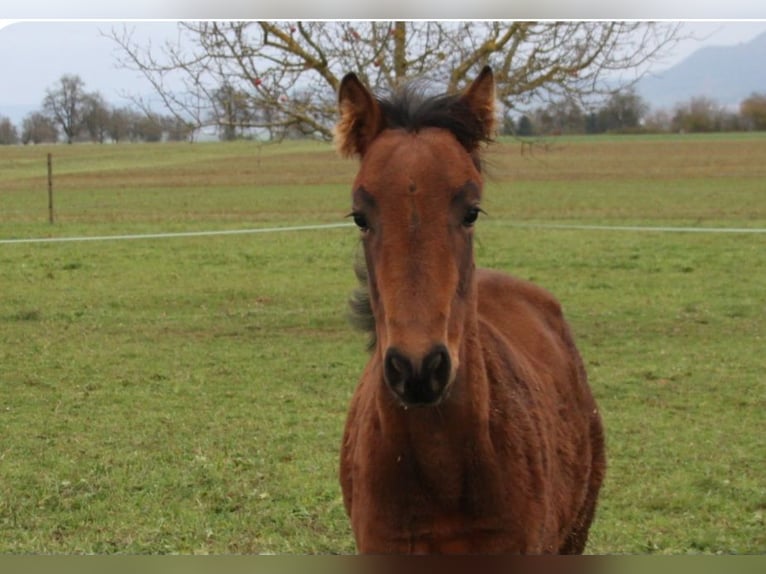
336,67,496,407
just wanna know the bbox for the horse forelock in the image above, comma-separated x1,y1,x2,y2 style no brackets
376,84,492,168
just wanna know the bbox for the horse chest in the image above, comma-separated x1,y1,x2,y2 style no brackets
390,442,470,507
353,455,535,554
357,422,506,521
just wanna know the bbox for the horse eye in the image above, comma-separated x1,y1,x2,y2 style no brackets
352,212,370,231
463,207,481,227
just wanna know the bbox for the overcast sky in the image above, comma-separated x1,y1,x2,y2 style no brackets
1,20,765,123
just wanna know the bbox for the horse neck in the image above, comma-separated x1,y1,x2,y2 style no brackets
370,304,496,508
374,282,491,454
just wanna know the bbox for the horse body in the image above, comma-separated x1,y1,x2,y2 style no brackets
336,67,605,554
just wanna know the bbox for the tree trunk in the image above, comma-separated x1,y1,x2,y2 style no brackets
393,21,407,84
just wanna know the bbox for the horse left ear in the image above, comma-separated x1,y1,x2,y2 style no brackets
459,66,497,141
335,73,385,159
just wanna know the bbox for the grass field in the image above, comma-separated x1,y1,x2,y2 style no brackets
1,134,764,554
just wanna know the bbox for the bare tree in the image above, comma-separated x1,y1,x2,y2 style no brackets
211,83,254,140
21,112,59,144
0,116,19,145
131,113,165,142
643,108,673,133
162,115,196,141
109,21,683,140
740,93,766,131
672,96,725,133
528,97,586,136
588,88,649,133
107,106,138,143
42,75,93,144
82,93,112,143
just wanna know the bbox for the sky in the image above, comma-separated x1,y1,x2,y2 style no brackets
1,20,765,125
2,0,766,18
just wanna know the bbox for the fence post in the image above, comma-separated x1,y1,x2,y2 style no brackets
47,153,54,224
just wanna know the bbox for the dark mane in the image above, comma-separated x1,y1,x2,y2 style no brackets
376,84,493,166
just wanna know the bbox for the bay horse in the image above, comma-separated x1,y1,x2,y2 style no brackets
336,67,605,554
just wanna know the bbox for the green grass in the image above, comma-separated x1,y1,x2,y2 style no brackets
1,135,765,554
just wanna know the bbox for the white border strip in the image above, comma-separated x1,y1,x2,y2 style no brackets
1,221,765,246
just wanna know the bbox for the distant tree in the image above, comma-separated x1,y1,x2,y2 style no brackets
81,93,112,143
585,112,606,134
43,74,93,144
718,110,745,132
532,98,585,135
132,114,164,142
643,108,673,133
0,116,19,145
162,115,196,141
21,112,59,144
740,92,766,131
501,113,515,136
516,115,534,137
211,83,253,141
596,88,649,133
107,106,139,143
672,96,724,133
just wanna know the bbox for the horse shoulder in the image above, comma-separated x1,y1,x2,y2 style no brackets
475,268,602,551
475,265,598,472
475,267,591,411
475,268,571,352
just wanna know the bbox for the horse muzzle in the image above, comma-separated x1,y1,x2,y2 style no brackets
383,344,453,407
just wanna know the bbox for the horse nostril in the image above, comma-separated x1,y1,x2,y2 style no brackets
424,350,443,372
384,345,452,406
384,348,412,395
423,344,451,395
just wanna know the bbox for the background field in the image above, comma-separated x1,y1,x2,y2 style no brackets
1,134,764,554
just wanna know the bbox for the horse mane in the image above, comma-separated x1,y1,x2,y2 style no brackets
348,251,376,351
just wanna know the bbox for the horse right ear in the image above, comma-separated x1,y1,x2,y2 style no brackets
335,73,384,159
459,65,497,145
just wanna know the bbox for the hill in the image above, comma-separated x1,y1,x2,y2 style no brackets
637,31,766,111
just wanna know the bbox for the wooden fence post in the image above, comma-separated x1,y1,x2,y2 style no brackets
47,153,54,224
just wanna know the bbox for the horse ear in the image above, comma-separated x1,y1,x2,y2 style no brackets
459,65,497,141
335,73,385,158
